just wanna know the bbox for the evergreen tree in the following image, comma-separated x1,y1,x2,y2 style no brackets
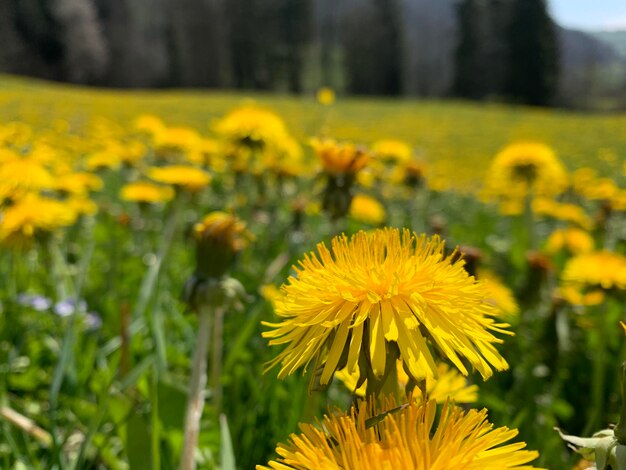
343,0,403,95
505,0,559,105
453,0,486,99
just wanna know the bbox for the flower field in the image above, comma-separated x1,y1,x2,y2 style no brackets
1,75,626,469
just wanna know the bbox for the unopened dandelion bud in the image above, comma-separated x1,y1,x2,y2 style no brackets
192,212,251,281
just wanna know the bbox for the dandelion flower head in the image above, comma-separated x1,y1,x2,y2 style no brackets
214,105,290,150
0,194,77,248
147,165,211,192
336,361,478,403
349,194,386,225
316,87,336,106
311,138,370,176
484,142,567,202
478,269,520,318
258,397,541,470
263,228,511,387
120,181,175,204
562,251,626,290
545,227,594,255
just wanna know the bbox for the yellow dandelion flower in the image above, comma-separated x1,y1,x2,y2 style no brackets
0,155,55,200
263,228,511,387
53,172,103,195
260,284,283,310
120,141,147,166
533,198,593,230
316,87,336,106
153,126,201,158
556,285,605,307
545,227,594,255
258,398,541,470
85,147,123,171
147,165,211,192
214,105,290,149
484,142,567,202
620,321,626,335
349,194,386,225
478,269,520,317
120,182,175,204
0,194,77,248
610,189,626,212
562,251,626,290
336,361,478,403
389,159,427,187
134,114,165,135
311,138,370,175
65,196,98,217
581,177,618,201
372,139,412,163
186,138,224,169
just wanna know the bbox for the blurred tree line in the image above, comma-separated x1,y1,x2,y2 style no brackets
1,0,625,108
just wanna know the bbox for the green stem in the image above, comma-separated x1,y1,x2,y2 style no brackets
151,365,161,470
180,306,212,470
523,193,536,251
584,312,609,435
133,195,183,320
210,307,225,415
614,362,626,444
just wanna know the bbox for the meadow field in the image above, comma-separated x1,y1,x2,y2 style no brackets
0,75,625,469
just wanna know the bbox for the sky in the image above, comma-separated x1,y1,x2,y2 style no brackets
549,0,626,31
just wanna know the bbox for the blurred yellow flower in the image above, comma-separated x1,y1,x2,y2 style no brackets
258,398,540,470
263,229,510,388
349,194,386,225
134,114,165,135
120,181,175,203
214,105,300,175
54,172,103,195
153,126,201,159
260,284,283,310
336,361,478,403
562,251,626,290
193,211,253,279
0,194,77,248
311,137,369,176
372,139,412,163
66,196,98,217
545,227,594,255
214,105,290,150
85,145,123,171
478,269,520,317
533,198,593,230
556,285,605,307
194,211,251,253
147,165,211,192
0,155,55,200
316,87,336,106
484,142,567,205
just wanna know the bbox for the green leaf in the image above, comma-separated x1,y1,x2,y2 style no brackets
220,414,236,470
126,412,152,470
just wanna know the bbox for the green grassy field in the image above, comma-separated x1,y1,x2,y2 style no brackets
0,74,625,469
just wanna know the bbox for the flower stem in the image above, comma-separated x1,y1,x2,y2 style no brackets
614,362,626,444
584,312,609,435
180,306,212,470
210,307,225,414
